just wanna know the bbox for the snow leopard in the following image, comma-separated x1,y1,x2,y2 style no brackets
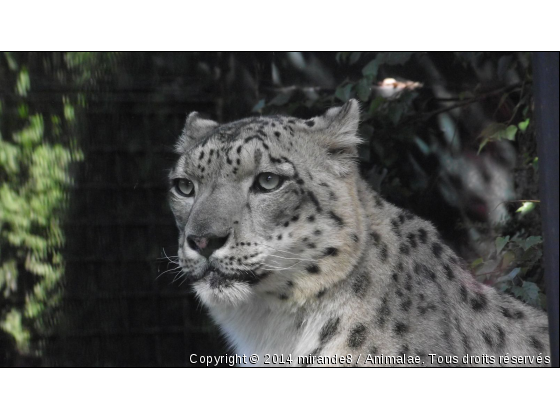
168,100,550,366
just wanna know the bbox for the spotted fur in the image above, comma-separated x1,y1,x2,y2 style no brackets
168,100,550,366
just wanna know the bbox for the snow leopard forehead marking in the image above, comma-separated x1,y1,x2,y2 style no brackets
174,115,312,183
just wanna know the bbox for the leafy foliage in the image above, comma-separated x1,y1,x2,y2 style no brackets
0,53,83,362
472,235,545,307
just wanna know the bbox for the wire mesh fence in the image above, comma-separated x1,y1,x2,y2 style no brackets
1,52,550,366
31,67,228,367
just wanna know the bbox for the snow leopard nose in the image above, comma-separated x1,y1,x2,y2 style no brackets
187,234,229,259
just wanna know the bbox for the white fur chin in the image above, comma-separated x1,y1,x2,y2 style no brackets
193,277,253,307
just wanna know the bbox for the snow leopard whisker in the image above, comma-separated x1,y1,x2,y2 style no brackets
159,248,179,262
171,269,187,284
156,255,179,262
260,261,303,271
262,244,335,263
178,275,189,287
267,253,322,263
239,264,260,282
155,265,182,281
259,244,312,257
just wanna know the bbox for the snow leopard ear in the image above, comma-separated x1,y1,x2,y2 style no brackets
175,112,219,154
311,99,362,175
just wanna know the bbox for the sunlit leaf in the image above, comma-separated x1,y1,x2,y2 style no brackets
502,125,518,140
3,52,18,71
478,123,518,153
516,201,536,215
518,118,530,132
16,67,30,97
64,103,75,122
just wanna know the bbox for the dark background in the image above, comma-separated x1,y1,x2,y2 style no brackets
0,52,549,366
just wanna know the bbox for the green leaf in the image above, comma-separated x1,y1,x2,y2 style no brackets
521,247,542,270
362,59,379,77
497,55,514,79
375,52,415,66
336,52,351,63
496,267,521,286
518,118,530,133
1,310,30,350
390,104,405,125
516,201,536,215
475,259,500,275
496,282,510,293
478,124,518,154
349,52,362,65
511,286,525,299
16,67,30,97
64,103,75,122
502,125,518,140
335,83,354,102
368,96,385,116
479,123,506,139
356,78,371,102
413,136,430,155
470,257,484,270
268,92,292,106
251,99,265,113
501,250,516,269
495,236,510,254
18,103,28,119
522,281,540,304
478,137,490,154
521,235,542,251
3,52,18,71
505,267,521,281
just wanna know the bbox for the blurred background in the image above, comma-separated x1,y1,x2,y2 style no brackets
0,52,547,366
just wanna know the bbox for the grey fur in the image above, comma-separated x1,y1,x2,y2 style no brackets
168,100,550,366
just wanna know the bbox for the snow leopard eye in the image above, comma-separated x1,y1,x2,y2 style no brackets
174,179,195,197
254,172,283,192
